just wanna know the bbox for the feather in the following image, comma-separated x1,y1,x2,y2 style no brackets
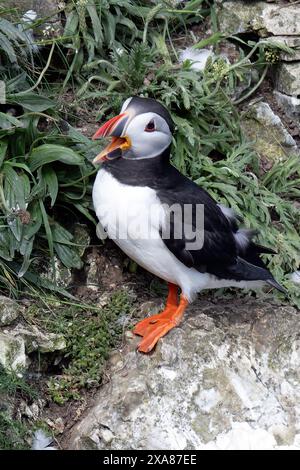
179,47,214,71
31,430,57,451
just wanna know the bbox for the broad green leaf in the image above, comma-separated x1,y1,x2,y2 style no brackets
39,200,54,268
8,93,55,112
23,201,42,240
0,31,17,63
67,125,91,145
28,144,84,171
54,242,83,269
87,3,103,46
51,222,73,243
0,112,23,130
64,10,79,36
73,203,97,225
52,222,82,269
3,163,28,242
19,235,34,258
42,165,59,207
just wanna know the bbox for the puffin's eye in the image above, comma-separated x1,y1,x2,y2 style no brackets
144,119,155,132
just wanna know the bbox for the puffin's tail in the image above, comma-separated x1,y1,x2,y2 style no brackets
227,256,287,295
243,242,287,295
266,278,287,295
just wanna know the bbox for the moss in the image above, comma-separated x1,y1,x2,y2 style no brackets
27,290,133,404
241,118,289,161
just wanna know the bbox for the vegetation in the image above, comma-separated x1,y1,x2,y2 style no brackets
0,367,36,449
26,290,133,404
0,412,30,449
1,1,299,303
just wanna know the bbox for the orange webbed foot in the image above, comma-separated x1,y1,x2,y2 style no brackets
134,285,188,354
133,283,178,338
133,306,177,337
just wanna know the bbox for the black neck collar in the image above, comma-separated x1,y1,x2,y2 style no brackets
102,146,173,187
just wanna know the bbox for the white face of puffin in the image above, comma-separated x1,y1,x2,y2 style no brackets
92,96,173,163
122,111,172,160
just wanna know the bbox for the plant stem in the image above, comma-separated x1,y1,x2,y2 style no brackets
16,42,56,95
233,65,269,105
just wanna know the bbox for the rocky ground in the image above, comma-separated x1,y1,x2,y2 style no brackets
66,297,300,450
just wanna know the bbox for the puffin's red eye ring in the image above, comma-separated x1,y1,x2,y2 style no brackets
145,120,155,132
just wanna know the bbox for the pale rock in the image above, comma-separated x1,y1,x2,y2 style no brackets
21,402,40,420
276,62,300,97
99,428,114,445
53,417,65,434
0,332,26,371
0,296,21,326
8,324,66,353
241,101,299,161
5,1,63,38
66,299,300,450
73,223,90,258
41,256,72,288
291,271,300,285
203,422,277,450
262,4,300,36
218,2,300,36
274,91,300,118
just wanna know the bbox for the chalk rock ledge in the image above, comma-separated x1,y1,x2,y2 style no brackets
68,299,300,450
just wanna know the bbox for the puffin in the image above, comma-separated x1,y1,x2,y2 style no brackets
92,96,286,353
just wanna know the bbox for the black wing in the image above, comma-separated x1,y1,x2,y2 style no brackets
157,166,286,293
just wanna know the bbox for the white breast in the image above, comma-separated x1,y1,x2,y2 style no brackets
92,169,264,301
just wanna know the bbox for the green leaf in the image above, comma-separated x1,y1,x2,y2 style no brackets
54,242,83,269
52,223,82,269
193,32,224,49
39,200,54,268
73,203,97,225
67,125,91,145
28,144,84,171
87,3,103,46
42,166,59,207
0,139,8,167
22,201,42,240
64,9,79,36
8,93,55,112
0,112,23,130
0,31,17,63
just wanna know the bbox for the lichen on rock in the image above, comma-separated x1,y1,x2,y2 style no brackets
218,2,300,36
0,296,21,326
241,101,299,162
0,332,26,372
276,63,300,97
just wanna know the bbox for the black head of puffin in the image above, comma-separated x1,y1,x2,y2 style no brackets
92,96,174,164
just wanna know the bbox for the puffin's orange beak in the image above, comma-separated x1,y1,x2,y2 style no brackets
92,112,131,163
